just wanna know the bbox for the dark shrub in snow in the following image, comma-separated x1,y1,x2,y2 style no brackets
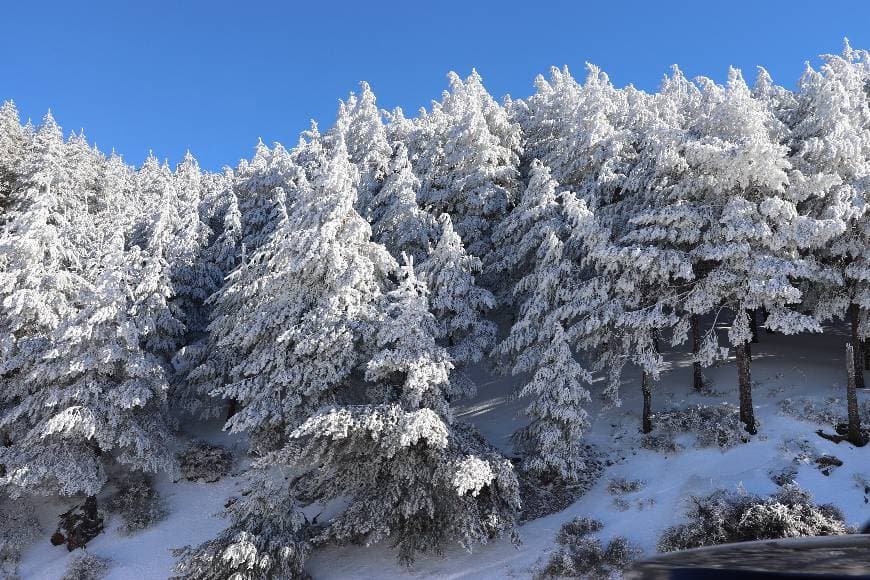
62,552,110,580
658,485,851,552
539,516,639,579
56,497,104,551
177,442,234,483
107,473,167,534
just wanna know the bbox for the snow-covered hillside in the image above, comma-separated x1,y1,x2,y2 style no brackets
18,323,869,579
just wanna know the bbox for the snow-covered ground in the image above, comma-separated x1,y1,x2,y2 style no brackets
19,323,870,579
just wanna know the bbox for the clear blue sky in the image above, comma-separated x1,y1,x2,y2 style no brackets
1,1,867,170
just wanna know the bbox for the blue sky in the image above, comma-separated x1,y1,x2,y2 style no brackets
2,1,867,170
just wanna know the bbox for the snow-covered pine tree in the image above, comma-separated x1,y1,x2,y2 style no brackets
1,233,175,501
790,41,870,387
7,113,68,227
487,159,570,305
519,64,639,228
682,68,840,432
172,469,312,580
0,101,28,220
169,152,219,335
206,182,242,279
96,152,139,244
369,142,437,262
512,322,591,480
285,405,520,566
495,231,575,378
331,81,393,219
206,135,394,451
0,157,86,456
420,213,495,399
617,66,713,391
133,155,187,359
415,70,521,258
517,66,583,186
274,257,518,565
234,139,299,255
365,254,453,413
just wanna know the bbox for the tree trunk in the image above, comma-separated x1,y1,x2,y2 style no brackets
850,304,865,389
691,314,704,391
750,309,759,343
226,398,238,419
846,343,863,446
736,341,756,434
641,371,653,434
864,338,870,371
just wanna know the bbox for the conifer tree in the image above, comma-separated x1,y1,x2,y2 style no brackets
1,234,174,499
332,81,392,218
207,136,394,450
415,71,521,257
487,159,570,304
512,323,591,480
0,101,28,219
365,255,453,414
369,143,437,262
790,41,870,387
421,214,496,371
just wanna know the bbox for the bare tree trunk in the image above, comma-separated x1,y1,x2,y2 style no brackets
850,304,865,388
691,314,704,391
226,398,238,419
864,338,870,371
736,341,756,434
846,343,863,445
641,371,653,434
750,308,759,343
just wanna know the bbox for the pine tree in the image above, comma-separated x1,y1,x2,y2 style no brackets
369,143,437,262
1,234,175,499
172,470,312,580
682,69,838,432
365,255,453,414
281,255,518,564
420,214,496,370
513,323,591,481
283,405,520,565
415,71,521,257
0,101,28,221
487,159,570,304
170,152,218,334
207,136,394,450
790,41,870,388
331,81,393,218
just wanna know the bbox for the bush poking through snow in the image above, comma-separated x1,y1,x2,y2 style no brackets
0,498,41,578
606,478,646,511
177,442,234,483
106,473,168,534
539,517,639,579
642,403,749,452
658,485,851,552
61,552,110,580
607,477,645,496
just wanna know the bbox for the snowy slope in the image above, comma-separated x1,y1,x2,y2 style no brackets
19,323,870,579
